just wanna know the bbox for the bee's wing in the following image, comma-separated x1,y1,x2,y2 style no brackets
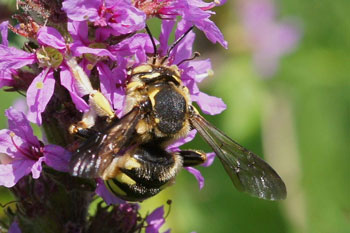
190,113,287,200
69,107,141,178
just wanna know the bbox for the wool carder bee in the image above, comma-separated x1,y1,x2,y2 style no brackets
69,29,287,202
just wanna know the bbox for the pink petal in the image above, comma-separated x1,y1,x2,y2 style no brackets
67,21,89,44
62,0,99,22
167,130,197,151
44,145,71,172
27,69,56,125
192,92,226,115
0,45,36,70
0,69,14,88
37,27,66,49
201,152,215,167
159,20,176,56
173,30,195,65
184,166,204,189
0,159,34,187
0,164,17,187
0,21,9,46
0,129,19,156
146,206,165,233
95,179,125,205
31,156,45,179
5,107,40,147
60,68,89,111
0,129,28,159
186,59,212,83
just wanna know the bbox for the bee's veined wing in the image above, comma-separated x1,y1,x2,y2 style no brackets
69,107,141,178
190,113,287,200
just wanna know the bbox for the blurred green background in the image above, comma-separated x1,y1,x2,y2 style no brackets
0,0,349,233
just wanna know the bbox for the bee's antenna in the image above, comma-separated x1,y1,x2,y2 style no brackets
161,26,194,65
177,52,200,66
145,25,157,65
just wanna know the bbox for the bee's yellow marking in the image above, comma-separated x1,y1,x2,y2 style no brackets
172,75,182,84
36,81,44,89
132,64,153,74
169,65,182,79
127,81,143,90
148,88,160,107
141,72,160,80
136,120,149,134
89,91,114,118
124,158,141,170
105,180,127,196
115,173,136,186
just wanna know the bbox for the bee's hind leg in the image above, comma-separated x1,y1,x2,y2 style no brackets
178,150,207,167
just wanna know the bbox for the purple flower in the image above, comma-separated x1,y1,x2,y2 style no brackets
0,24,92,124
238,0,301,77
178,0,228,48
0,21,36,89
146,206,170,233
62,0,146,37
133,0,228,48
1,21,9,46
0,108,71,188
183,152,216,189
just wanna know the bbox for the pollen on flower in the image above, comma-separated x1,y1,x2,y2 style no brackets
36,81,44,89
86,63,94,70
9,131,16,137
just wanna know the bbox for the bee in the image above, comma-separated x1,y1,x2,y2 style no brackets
69,27,287,202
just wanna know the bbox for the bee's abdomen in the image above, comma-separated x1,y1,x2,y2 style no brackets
154,86,186,135
105,177,162,202
105,144,182,202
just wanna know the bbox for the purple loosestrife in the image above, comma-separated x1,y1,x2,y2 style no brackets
0,24,92,124
0,0,228,232
0,107,70,187
133,0,228,48
146,206,170,233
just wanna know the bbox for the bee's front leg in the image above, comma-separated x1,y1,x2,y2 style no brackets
178,150,207,167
